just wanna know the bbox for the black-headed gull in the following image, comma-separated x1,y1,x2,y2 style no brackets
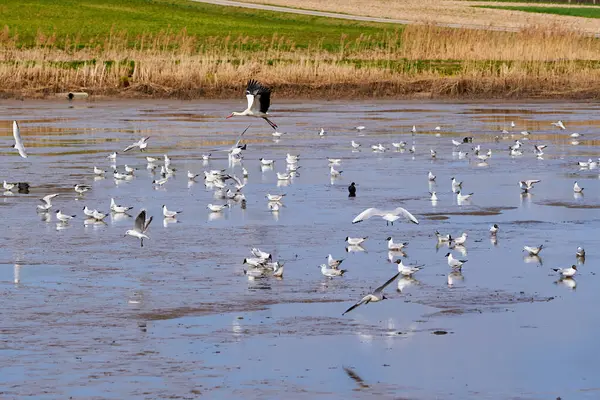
446,252,467,269
395,259,421,276
320,264,346,277
122,136,150,152
352,207,419,225
162,205,181,218
552,265,577,277
342,272,400,315
346,236,367,246
523,244,543,256
12,121,28,158
387,237,407,251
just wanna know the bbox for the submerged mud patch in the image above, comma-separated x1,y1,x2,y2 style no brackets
423,206,517,218
538,201,600,209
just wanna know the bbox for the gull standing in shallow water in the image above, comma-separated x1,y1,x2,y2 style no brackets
327,254,345,269
125,210,153,247
346,236,367,246
162,205,182,218
56,210,76,223
490,224,499,235
387,237,408,251
395,259,422,276
446,252,467,270
111,198,133,214
320,264,347,278
352,207,419,225
342,272,400,315
553,265,577,277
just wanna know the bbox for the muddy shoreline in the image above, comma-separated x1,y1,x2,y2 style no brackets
3,80,600,101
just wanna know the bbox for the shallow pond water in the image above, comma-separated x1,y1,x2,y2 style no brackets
1,99,600,399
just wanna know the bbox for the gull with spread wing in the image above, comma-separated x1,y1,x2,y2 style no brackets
342,272,400,315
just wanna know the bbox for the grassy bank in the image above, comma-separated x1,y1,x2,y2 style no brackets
478,5,600,17
1,0,600,99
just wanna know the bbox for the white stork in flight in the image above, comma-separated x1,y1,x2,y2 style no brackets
227,80,277,129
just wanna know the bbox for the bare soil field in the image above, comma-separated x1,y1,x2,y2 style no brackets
236,0,600,34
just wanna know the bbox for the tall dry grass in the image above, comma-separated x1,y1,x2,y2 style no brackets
1,24,600,99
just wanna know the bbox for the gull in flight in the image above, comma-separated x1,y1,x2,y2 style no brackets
573,181,584,193
111,198,133,213
125,210,153,247
226,80,277,129
386,237,408,251
320,263,347,278
342,272,400,315
123,136,150,152
37,193,59,212
553,265,577,278
446,252,467,270
523,244,543,256
11,121,28,158
352,207,419,225
346,236,367,246
162,205,182,218
519,179,540,193
551,120,566,130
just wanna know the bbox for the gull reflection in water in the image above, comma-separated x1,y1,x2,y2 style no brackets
555,277,576,290
14,264,21,285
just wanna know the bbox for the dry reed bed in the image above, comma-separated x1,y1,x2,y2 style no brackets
1,25,600,99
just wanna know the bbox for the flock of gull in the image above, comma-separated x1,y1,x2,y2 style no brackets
5,79,591,315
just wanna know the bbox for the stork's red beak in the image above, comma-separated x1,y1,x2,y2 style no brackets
226,114,233,119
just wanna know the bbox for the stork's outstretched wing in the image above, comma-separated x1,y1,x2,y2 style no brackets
246,79,272,113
